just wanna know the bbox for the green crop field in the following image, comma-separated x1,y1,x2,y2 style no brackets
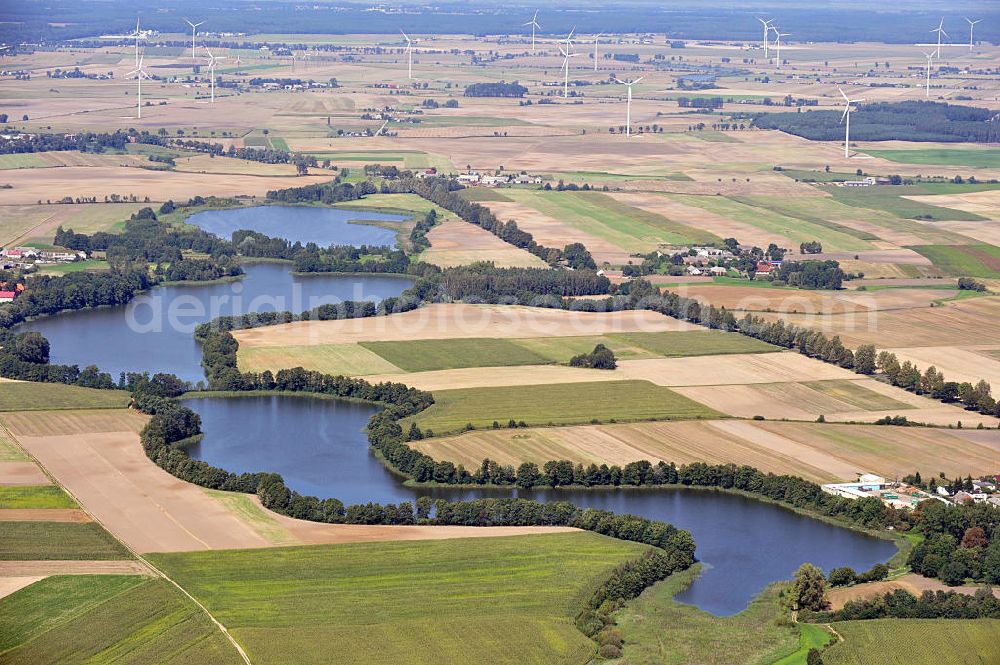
238,342,403,376
403,380,721,434
270,137,290,151
0,429,28,461
802,380,915,412
510,334,659,363
38,259,110,275
914,182,1000,195
733,196,880,242
0,485,77,509
778,169,858,183
148,533,650,665
612,565,815,665
862,148,1000,169
361,338,552,372
823,619,1000,665
0,575,243,664
0,154,47,169
611,330,779,358
828,188,986,222
457,188,513,202
0,383,131,412
505,190,719,251
0,522,131,560
907,244,1000,278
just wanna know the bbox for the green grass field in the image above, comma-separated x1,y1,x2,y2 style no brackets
823,619,1000,665
0,485,77,509
0,429,28,461
403,380,720,434
675,195,873,252
907,244,1000,278
361,338,551,372
778,169,858,183
457,188,513,202
733,196,880,242
37,259,109,275
802,380,915,412
828,188,986,222
862,148,1000,169
0,575,243,664
0,154,47,169
270,137,290,151
149,533,650,665
238,343,403,376
611,565,812,665
505,190,719,251
0,383,131,411
0,522,131,560
610,331,778,358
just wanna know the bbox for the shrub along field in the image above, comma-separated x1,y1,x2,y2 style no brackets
149,533,650,665
0,575,243,664
0,383,131,412
822,619,1000,665
402,380,721,435
0,522,130,560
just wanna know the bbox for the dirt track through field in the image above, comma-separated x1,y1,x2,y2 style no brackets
0,560,153,576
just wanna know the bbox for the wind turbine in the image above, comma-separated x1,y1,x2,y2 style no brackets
593,33,604,71
616,76,643,137
837,86,864,159
204,47,225,103
523,10,541,53
126,51,151,119
128,17,143,69
559,30,576,99
965,18,981,52
401,30,414,79
931,18,948,59
923,50,935,97
184,18,205,59
773,29,790,69
757,18,773,60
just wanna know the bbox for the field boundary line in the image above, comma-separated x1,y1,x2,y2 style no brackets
0,418,253,665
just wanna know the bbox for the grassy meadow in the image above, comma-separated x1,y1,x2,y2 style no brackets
0,522,131,560
403,380,721,435
0,485,77,509
862,148,1000,169
907,244,1000,278
828,187,985,222
0,575,243,664
0,383,131,411
149,533,650,665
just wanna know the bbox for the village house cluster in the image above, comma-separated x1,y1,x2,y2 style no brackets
823,473,1000,510
1,246,86,272
455,170,544,186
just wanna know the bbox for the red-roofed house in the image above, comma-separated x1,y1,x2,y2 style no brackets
0,290,17,303
755,262,773,277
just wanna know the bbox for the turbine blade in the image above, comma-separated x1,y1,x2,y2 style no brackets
837,85,849,101
633,76,644,83
841,106,850,123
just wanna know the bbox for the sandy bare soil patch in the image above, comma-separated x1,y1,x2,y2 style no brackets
0,166,332,205
611,192,794,248
932,220,1000,247
0,560,153,576
827,574,1000,611
484,199,633,266
420,218,547,268
2,409,148,438
808,249,934,266
615,352,854,386
0,509,90,522
0,461,50,486
0,576,46,600
905,190,1000,218
234,303,696,348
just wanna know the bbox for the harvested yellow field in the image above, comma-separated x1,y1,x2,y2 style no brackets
887,346,1000,390
904,190,1000,217
412,418,1000,484
234,303,698,348
771,296,1000,348
671,285,955,315
0,166,333,205
237,343,403,376
360,365,623,391
1,409,148,438
614,352,853,386
420,218,548,268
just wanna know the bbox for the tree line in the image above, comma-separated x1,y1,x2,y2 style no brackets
464,82,528,98
752,101,1000,143
0,129,165,155
803,587,1000,622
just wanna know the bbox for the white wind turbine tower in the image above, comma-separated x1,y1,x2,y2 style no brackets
400,30,414,79
524,10,541,53
756,18,773,60
931,18,948,59
773,29,790,69
203,47,225,103
559,29,576,98
616,76,643,137
184,19,205,59
837,86,864,159
593,33,603,71
923,50,935,97
965,18,981,52
126,51,151,119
